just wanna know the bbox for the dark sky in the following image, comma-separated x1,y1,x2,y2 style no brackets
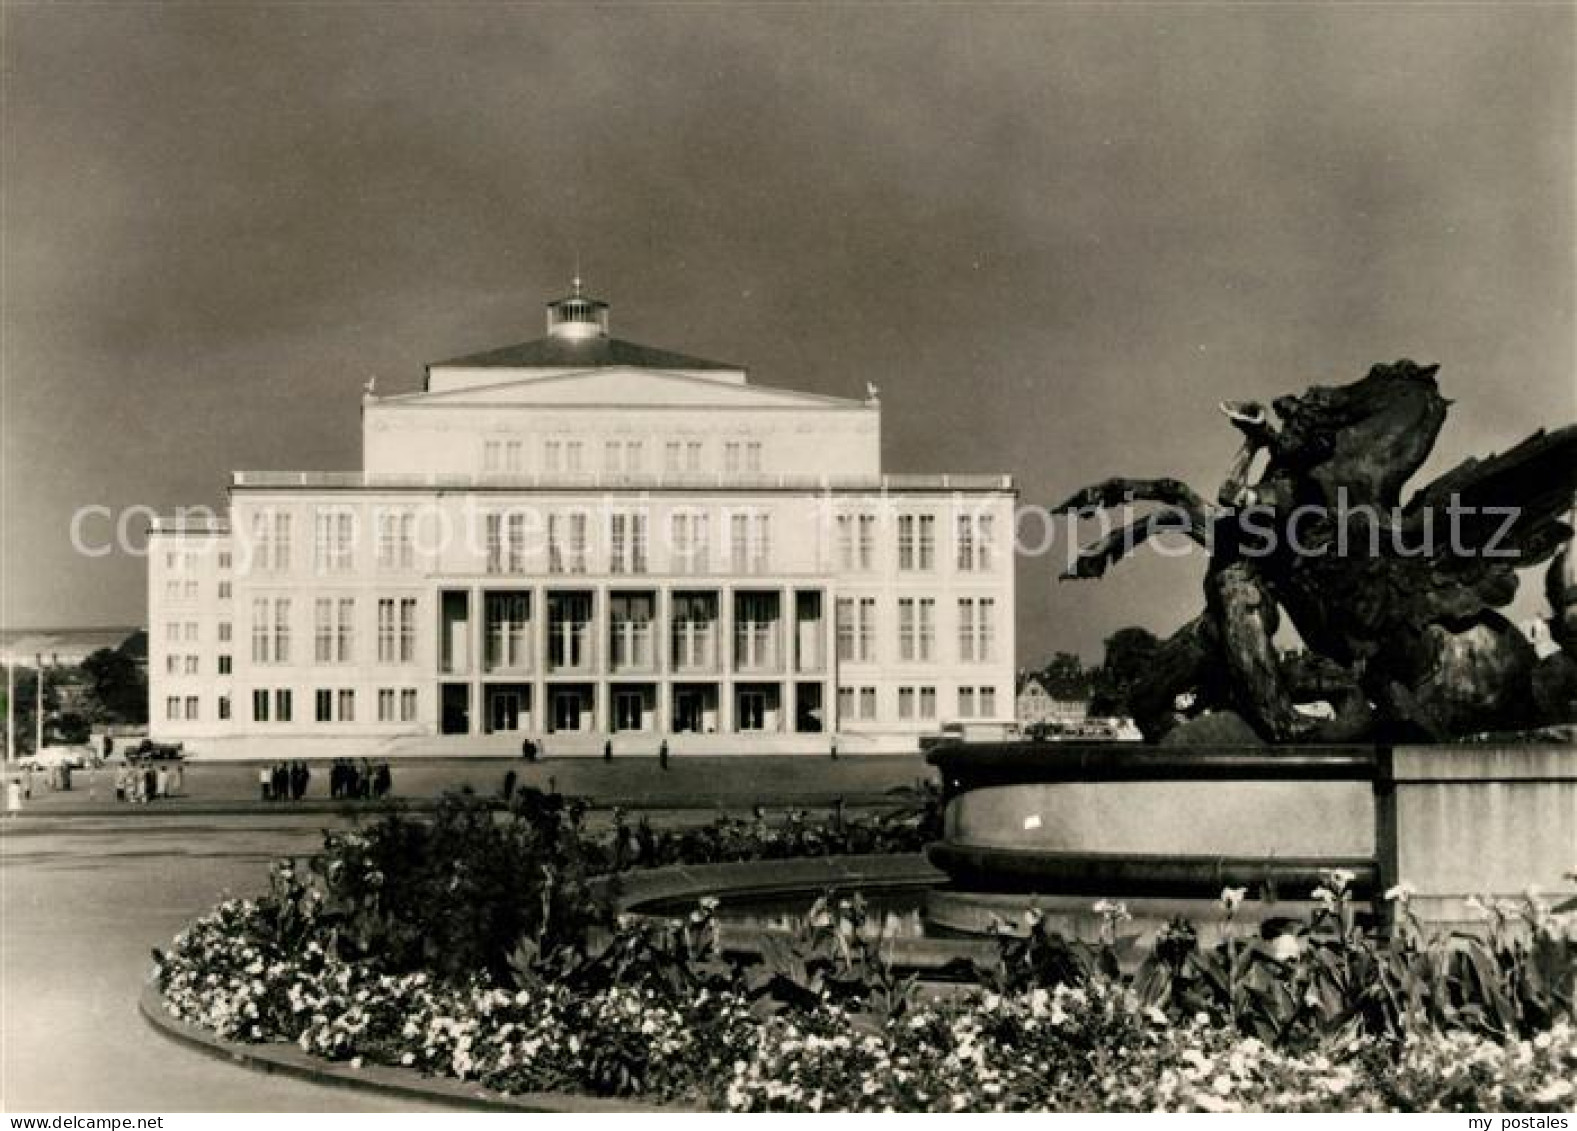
3,3,1573,662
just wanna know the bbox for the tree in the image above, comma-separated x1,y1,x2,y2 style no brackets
1089,626,1162,717
1034,651,1094,699
1,667,63,757
80,644,147,724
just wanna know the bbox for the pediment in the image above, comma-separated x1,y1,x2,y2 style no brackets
380,367,865,410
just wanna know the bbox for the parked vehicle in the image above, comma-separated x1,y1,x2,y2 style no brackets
127,739,185,762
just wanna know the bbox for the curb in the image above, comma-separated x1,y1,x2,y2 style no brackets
138,982,694,1112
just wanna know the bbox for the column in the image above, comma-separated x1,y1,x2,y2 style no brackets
719,584,735,733
469,586,484,734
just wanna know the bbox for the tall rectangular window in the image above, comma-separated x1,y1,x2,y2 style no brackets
724,441,741,474
252,689,269,722
400,688,417,721
399,598,417,663
959,598,995,662
544,439,562,473
565,441,583,472
898,515,915,571
274,689,293,722
685,441,702,471
252,510,292,572
749,513,770,574
898,598,916,662
836,598,875,662
314,509,355,574
378,688,396,722
665,440,682,472
609,512,647,574
957,513,996,571
745,441,762,473
729,513,750,573
671,511,709,574
376,509,415,571
548,512,587,574
485,593,531,670
378,599,396,663
486,511,527,574
980,686,998,717
251,599,270,663
609,593,654,671
338,689,355,722
273,599,291,664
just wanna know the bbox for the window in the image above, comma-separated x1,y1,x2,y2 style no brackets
565,441,583,472
724,441,741,473
483,439,523,474
665,440,682,472
315,688,333,722
376,509,415,571
400,688,417,721
313,509,355,573
609,593,655,671
728,512,773,574
671,593,717,670
899,599,915,661
836,598,876,663
252,599,290,663
338,689,355,722
548,512,587,574
184,622,198,642
378,689,396,722
958,598,995,662
484,439,501,473
734,592,780,670
251,510,292,572
314,598,354,663
837,686,878,722
218,580,232,600
252,689,269,722
218,696,231,721
686,441,702,471
959,687,977,718
897,686,936,721
957,512,996,571
485,511,528,574
671,511,710,574
544,439,562,473
165,696,180,721
485,593,531,670
745,441,763,473
218,655,232,675
399,598,416,663
218,551,231,570
609,512,648,574
837,513,875,571
165,655,179,675
183,655,198,675
181,695,196,720
218,621,231,643
275,689,293,722
980,686,998,717
547,593,593,670
378,599,396,663
898,514,935,571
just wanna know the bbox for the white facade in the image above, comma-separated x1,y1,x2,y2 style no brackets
148,285,1016,756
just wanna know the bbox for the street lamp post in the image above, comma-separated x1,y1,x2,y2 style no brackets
35,653,45,755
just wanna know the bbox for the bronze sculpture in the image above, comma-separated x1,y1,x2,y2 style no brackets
1056,360,1577,743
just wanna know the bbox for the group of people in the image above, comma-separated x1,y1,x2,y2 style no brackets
116,762,182,803
260,760,312,802
329,758,392,801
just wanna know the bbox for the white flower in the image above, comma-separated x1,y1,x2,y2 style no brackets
1383,881,1416,905
1218,886,1248,914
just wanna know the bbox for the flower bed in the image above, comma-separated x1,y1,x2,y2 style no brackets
151,790,1576,1112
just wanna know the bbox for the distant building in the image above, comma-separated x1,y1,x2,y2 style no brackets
1016,675,1088,727
0,627,142,668
147,282,1017,757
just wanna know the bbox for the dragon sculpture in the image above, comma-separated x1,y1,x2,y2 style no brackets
1056,359,1577,744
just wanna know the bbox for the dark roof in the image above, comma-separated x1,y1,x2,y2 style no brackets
429,335,740,373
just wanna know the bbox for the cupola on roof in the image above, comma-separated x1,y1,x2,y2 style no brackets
426,279,742,377
546,276,609,341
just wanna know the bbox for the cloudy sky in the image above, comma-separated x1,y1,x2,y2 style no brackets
3,2,1573,662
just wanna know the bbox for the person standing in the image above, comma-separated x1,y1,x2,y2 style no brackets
603,738,613,762
155,764,169,800
259,764,271,802
658,737,669,771
171,761,184,798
